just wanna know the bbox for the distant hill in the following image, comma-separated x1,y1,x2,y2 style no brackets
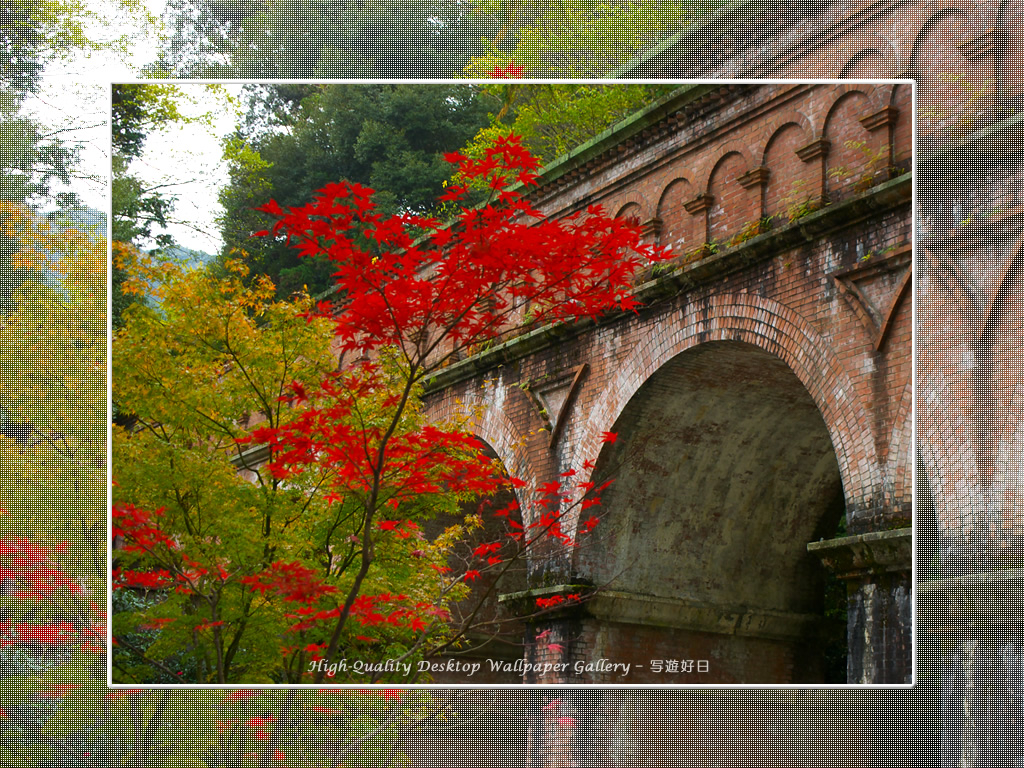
47,209,215,270
160,244,215,269
50,206,106,235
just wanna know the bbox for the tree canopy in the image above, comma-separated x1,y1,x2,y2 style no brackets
112,254,476,683
462,82,679,170
218,84,492,297
465,0,699,77
153,0,494,78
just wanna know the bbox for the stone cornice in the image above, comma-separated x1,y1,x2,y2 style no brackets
499,586,830,642
919,569,1024,629
738,166,770,188
523,84,748,205
796,137,830,162
860,106,899,132
683,193,714,214
960,28,1000,61
229,443,271,471
529,84,817,219
615,0,903,79
918,111,1024,167
807,528,912,579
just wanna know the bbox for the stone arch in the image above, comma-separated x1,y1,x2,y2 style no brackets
571,336,851,683
916,355,984,546
987,380,1024,549
911,6,996,133
887,377,915,516
570,291,880,537
916,234,988,549
977,229,1024,344
916,440,945,586
889,83,914,172
998,0,1024,105
975,233,1024,541
821,82,890,119
914,372,986,586
841,47,897,79
614,201,643,224
756,110,815,167
831,28,906,78
898,0,996,59
417,383,542,666
695,142,756,194
422,376,543,513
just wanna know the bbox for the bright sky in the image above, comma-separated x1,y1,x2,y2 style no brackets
114,84,244,255
24,0,240,254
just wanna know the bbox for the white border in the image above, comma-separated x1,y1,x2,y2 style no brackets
107,77,917,691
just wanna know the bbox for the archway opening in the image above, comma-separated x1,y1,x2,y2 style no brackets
419,440,528,682
581,340,847,683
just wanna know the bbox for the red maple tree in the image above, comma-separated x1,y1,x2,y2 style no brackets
113,134,669,683
238,134,668,682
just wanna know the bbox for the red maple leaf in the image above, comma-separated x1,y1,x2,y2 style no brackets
488,63,525,78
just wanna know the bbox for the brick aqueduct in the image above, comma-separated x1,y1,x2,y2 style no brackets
400,2,1023,767
422,82,913,686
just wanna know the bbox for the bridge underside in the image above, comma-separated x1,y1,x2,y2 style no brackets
565,341,847,683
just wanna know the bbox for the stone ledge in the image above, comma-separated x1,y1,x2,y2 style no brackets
919,568,1024,628
498,583,590,610
807,528,912,579
587,591,827,642
499,585,827,642
918,109,1024,162
229,443,270,471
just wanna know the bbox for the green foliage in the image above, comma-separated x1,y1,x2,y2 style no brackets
1,2,156,324
0,206,106,447
110,83,231,249
459,83,678,173
777,179,822,223
727,216,773,247
685,240,718,262
0,109,77,207
111,84,189,159
155,0,492,78
110,83,235,328
218,84,491,297
0,12,136,752
155,0,718,79
111,255,471,683
0,0,112,97
0,209,108,766
111,157,174,250
466,0,704,77
113,255,332,683
827,140,896,192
